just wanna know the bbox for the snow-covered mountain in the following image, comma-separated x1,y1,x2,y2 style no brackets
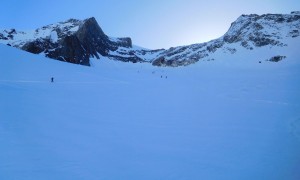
1,11,299,67
152,11,300,66
0,17,163,66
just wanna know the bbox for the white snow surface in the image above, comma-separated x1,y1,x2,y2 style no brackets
1,38,300,180
50,31,58,43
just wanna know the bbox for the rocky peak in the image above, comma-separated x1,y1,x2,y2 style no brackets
79,17,106,38
0,17,145,66
75,17,110,59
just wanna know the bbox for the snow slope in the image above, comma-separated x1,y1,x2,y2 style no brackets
1,41,300,180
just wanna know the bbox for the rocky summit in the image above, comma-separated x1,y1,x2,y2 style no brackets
0,12,300,67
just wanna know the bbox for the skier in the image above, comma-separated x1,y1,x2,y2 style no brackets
51,77,54,83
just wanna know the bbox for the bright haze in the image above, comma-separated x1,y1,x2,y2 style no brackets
1,0,299,49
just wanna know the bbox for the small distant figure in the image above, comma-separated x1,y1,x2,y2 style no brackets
259,61,262,63
165,76,167,79
51,77,54,83
161,75,162,78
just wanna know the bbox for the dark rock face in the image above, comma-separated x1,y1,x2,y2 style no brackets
206,40,224,53
152,57,193,67
152,56,166,66
289,29,299,38
5,17,141,66
248,33,281,47
22,39,49,54
114,37,132,48
47,35,90,65
291,11,300,15
108,55,141,63
75,17,111,58
0,33,7,40
268,55,286,62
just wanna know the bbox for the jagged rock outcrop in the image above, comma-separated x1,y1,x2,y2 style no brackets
267,55,287,62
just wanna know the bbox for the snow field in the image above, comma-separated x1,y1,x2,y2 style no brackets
1,43,300,179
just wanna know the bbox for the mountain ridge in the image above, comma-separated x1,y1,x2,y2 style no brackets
0,11,299,66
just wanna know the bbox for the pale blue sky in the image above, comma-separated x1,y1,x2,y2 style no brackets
1,0,299,49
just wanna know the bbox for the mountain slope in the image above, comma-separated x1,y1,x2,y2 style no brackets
152,12,300,66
